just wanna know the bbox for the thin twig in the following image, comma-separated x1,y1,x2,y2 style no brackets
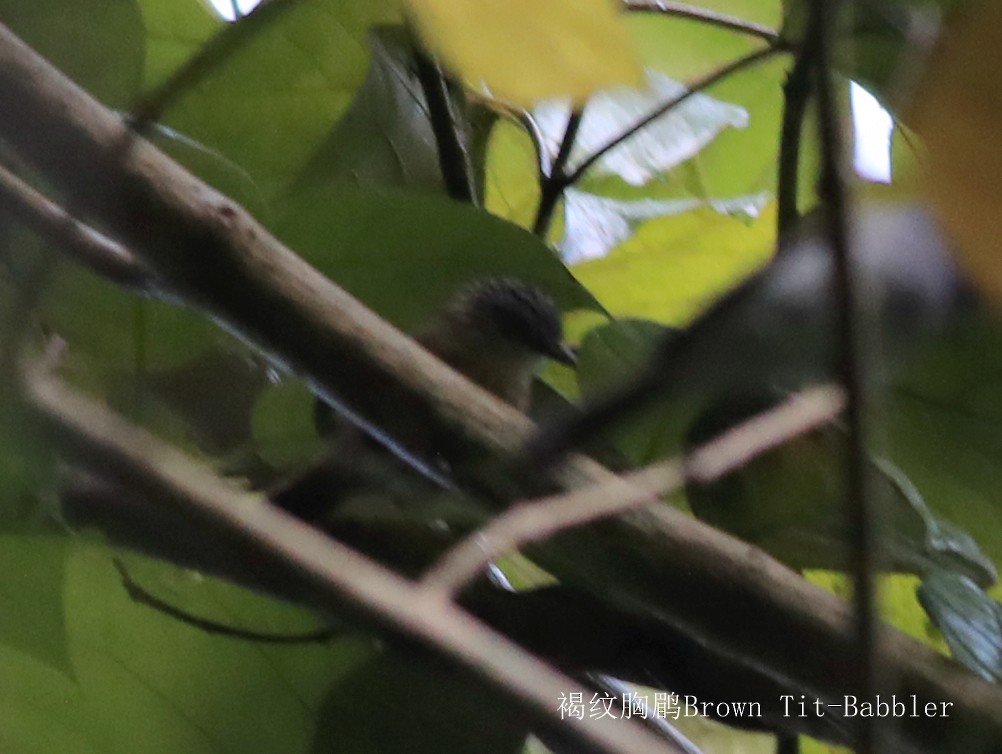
420,386,846,596
21,366,684,754
519,110,551,178
565,45,785,186
113,558,341,643
811,1,881,752
532,108,584,237
777,48,814,236
0,161,152,291
412,46,478,205
624,0,781,44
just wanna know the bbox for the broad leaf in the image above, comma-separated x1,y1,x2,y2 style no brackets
142,0,401,199
0,0,144,106
533,70,749,187
918,571,1002,684
404,0,642,107
290,26,446,195
62,545,372,754
274,187,599,329
0,536,71,678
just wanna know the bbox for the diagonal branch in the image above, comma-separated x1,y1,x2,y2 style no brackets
1,23,1001,753
777,45,814,235
532,107,584,237
623,0,781,44
0,161,153,291
421,386,845,596
21,365,685,754
564,44,785,186
412,45,478,205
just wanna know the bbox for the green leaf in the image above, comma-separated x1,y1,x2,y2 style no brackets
484,118,543,230
62,545,375,754
885,312,1002,585
918,571,1002,684
559,187,769,263
627,2,781,82
144,0,401,199
147,124,269,220
0,644,102,754
40,267,223,428
572,203,775,324
0,536,71,678
0,0,144,106
252,380,323,470
533,70,750,187
0,401,55,533
136,0,221,90
626,7,789,199
576,319,695,463
273,187,599,329
404,0,642,107
122,346,273,456
290,26,446,195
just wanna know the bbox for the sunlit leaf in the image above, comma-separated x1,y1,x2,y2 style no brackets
573,203,776,324
404,0,642,107
533,70,749,186
559,187,769,263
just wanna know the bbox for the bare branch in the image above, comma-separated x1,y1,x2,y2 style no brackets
0,161,152,291
21,365,685,754
565,45,785,185
811,1,882,751
624,0,781,44
412,44,478,205
2,24,1002,752
420,386,846,596
777,47,813,235
532,107,584,237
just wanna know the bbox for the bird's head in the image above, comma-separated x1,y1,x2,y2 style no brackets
442,277,576,367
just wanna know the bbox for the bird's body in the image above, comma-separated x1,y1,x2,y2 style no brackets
273,277,573,521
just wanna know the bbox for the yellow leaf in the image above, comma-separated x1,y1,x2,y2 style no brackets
573,203,776,325
404,0,642,106
911,5,1002,303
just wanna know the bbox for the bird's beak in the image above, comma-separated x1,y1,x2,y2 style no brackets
551,341,578,366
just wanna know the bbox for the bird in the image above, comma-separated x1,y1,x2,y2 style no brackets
398,276,576,412
527,204,972,465
271,277,576,523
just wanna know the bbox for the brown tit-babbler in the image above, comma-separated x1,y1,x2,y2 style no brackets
273,277,575,519
415,277,577,408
